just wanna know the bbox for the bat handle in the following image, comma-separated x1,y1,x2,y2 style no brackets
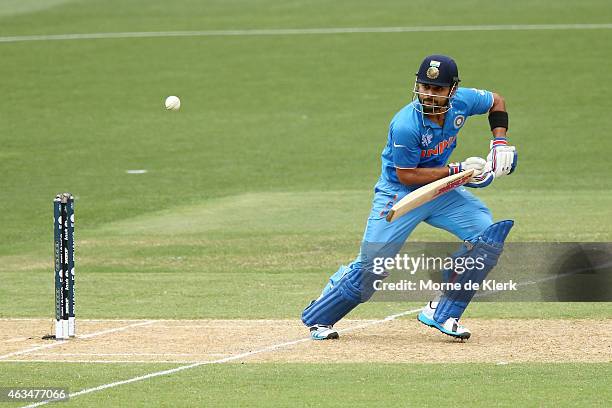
385,209,395,222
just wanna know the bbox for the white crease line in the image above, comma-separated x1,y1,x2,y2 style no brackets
0,318,306,323
150,324,305,328
3,359,197,364
3,337,29,343
0,340,68,361
0,321,155,360
30,353,229,357
78,321,155,339
139,319,323,323
0,318,47,321
19,308,423,408
1,23,611,43
0,318,150,322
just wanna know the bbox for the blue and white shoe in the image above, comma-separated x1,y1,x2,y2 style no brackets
417,300,439,328
309,324,339,340
418,301,471,340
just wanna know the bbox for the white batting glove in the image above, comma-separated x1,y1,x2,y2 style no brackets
465,160,495,188
486,138,517,178
448,156,487,177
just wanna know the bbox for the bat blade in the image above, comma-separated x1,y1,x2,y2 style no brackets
386,169,475,222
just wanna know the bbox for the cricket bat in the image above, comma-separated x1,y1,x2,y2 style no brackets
385,169,475,222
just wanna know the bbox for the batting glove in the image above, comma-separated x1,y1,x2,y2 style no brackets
465,160,495,188
448,156,487,176
486,138,517,178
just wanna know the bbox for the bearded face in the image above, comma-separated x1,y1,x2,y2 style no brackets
413,82,456,115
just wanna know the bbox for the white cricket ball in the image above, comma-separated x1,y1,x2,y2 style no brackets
164,95,181,111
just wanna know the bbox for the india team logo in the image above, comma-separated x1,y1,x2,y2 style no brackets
421,133,433,146
426,67,439,79
427,60,441,79
453,115,465,129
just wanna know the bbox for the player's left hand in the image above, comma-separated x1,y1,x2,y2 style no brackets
486,138,517,178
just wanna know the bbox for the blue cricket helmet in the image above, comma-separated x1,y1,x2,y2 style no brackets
416,54,460,87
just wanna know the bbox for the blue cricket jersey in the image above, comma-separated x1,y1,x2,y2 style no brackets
376,87,493,192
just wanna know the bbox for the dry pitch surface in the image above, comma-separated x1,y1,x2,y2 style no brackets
1,318,610,364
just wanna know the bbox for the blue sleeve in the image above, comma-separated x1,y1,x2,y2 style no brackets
462,88,494,116
390,122,421,169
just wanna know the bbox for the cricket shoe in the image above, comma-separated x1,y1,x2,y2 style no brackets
418,300,438,322
309,325,339,340
417,302,471,340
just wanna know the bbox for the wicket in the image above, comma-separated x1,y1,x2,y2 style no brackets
54,193,75,340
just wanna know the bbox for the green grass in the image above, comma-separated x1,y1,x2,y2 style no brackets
2,5,612,253
0,363,180,408
1,363,610,407
0,0,611,406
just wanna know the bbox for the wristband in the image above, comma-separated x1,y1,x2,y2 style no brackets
488,110,508,130
491,137,508,147
448,162,462,175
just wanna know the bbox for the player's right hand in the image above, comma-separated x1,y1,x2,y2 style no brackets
448,157,487,176
465,160,495,188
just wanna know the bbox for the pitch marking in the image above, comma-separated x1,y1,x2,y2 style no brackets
3,359,194,364
1,24,611,43
0,321,155,360
19,308,423,407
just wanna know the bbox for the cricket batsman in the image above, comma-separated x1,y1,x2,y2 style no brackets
302,54,517,340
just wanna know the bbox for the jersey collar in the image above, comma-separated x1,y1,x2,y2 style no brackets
422,113,445,129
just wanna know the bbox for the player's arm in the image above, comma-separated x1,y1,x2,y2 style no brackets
489,92,507,138
395,167,449,186
396,156,488,186
487,92,517,177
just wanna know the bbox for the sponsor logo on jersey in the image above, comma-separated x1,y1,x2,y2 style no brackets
420,135,457,158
